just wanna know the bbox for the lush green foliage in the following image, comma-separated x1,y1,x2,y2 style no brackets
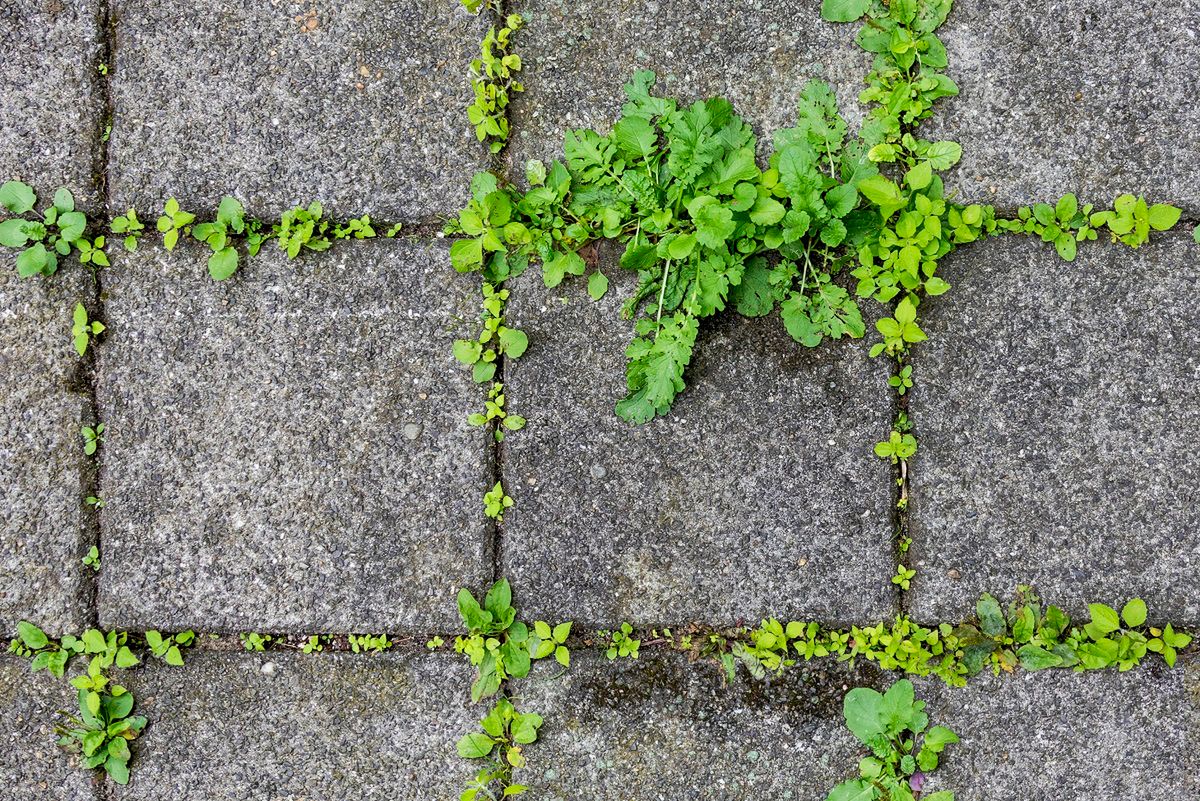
468,15,525,154
56,686,146,785
0,182,90,277
828,679,957,801
455,579,572,702
456,697,543,800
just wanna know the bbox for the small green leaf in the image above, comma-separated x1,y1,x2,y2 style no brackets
588,270,609,301
1121,598,1147,628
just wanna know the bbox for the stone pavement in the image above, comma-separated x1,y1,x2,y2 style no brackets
2,0,1199,798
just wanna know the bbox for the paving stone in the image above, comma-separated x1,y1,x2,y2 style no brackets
916,661,1200,800
908,231,1200,624
927,0,1200,210
502,261,896,627
517,650,884,800
95,238,490,632
113,651,476,801
107,0,488,220
0,0,103,212
0,656,99,800
506,0,871,170
0,269,92,637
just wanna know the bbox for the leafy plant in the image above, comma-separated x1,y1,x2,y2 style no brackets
483,481,514,521
874,430,916,463
456,697,542,800
456,579,531,702
601,622,640,660
192,195,246,280
302,635,329,654
276,201,333,258
828,679,957,801
240,632,273,652
81,423,105,455
82,546,101,572
156,198,194,251
333,214,376,240
892,564,916,590
530,621,571,668
453,282,529,384
468,15,525,154
110,209,145,252
0,182,89,277
72,303,104,356
144,630,194,666
427,636,445,650
469,383,526,442
85,495,106,509
56,686,147,785
348,633,393,654
888,364,913,395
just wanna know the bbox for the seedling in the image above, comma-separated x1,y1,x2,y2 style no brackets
0,183,90,277
82,546,101,572
156,198,195,251
240,632,273,652
71,303,105,357
348,633,393,654
601,622,640,660
483,481,513,521
81,423,105,455
56,687,146,785
874,430,917,463
144,630,194,666
275,201,333,258
192,195,246,280
110,210,145,252
467,15,525,153
456,697,542,800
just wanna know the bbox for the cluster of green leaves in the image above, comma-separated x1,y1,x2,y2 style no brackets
454,283,529,384
723,588,1191,688
302,634,330,653
874,428,916,463
0,182,92,276
72,302,105,356
82,545,101,571
483,481,514,521
56,686,146,785
455,579,572,702
600,622,640,660
829,679,957,801
81,423,105,455
110,209,145,252
996,193,1181,260
469,383,527,443
468,15,525,153
191,196,247,279
144,630,195,666
240,632,273,651
348,633,393,653
456,697,543,801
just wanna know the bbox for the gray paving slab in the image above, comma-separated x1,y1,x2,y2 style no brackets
107,0,488,220
0,656,99,800
0,0,103,213
516,650,884,801
502,262,897,628
927,0,1200,211
506,0,871,170
908,231,1200,624
95,238,490,633
916,661,1200,800
112,651,477,801
0,268,92,637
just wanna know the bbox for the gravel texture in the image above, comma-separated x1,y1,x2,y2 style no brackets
95,239,490,632
0,0,103,213
517,650,885,801
0,657,99,800
0,268,92,637
908,231,1200,625
927,0,1200,211
916,661,1200,800
505,0,871,170
107,0,488,220
502,262,897,628
111,651,477,801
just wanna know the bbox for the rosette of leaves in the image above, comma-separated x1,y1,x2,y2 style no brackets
56,686,147,785
829,678,957,801
0,182,90,277
455,579,532,701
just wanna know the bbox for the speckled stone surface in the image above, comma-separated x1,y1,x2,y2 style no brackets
107,0,488,220
0,0,103,212
517,650,885,801
0,268,92,637
95,239,490,632
916,661,1200,800
907,231,1200,624
0,657,99,800
506,0,871,170
111,651,477,801
927,0,1200,210
502,262,897,628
